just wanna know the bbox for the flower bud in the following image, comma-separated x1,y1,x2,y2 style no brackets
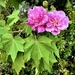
42,1,48,7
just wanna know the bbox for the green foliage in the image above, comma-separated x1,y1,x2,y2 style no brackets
0,0,75,75
0,38,3,49
20,21,32,36
7,0,19,9
0,51,6,62
12,53,25,74
7,10,20,26
0,0,59,75
24,25,32,36
2,33,25,62
0,0,5,7
24,36,58,73
0,20,7,36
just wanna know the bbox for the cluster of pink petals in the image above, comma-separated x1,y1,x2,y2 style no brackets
26,6,69,35
26,6,48,33
46,10,69,35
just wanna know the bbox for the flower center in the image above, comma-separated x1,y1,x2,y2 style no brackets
51,19,58,26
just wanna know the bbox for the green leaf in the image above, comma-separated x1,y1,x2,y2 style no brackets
24,47,31,62
24,36,35,50
0,26,7,35
38,36,52,44
0,38,3,49
24,36,58,73
43,60,53,72
31,42,51,68
8,10,20,18
0,20,5,26
19,21,32,36
7,10,20,26
51,42,60,58
24,25,32,36
12,53,25,74
0,20,7,35
0,0,5,7
0,20,10,36
0,51,6,62
7,0,19,9
0,6,2,11
8,16,19,26
49,52,57,63
2,33,25,62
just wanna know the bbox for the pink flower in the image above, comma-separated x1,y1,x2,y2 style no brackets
26,6,48,33
46,10,69,35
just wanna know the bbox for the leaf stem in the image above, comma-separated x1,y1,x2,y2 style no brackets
11,29,24,35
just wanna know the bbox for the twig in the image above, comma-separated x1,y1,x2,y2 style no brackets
11,29,24,35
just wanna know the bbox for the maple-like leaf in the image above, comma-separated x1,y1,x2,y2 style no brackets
2,33,25,62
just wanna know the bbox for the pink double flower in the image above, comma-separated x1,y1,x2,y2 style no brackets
26,6,69,35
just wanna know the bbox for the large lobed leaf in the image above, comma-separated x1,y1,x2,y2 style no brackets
1,33,25,62
24,35,59,73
